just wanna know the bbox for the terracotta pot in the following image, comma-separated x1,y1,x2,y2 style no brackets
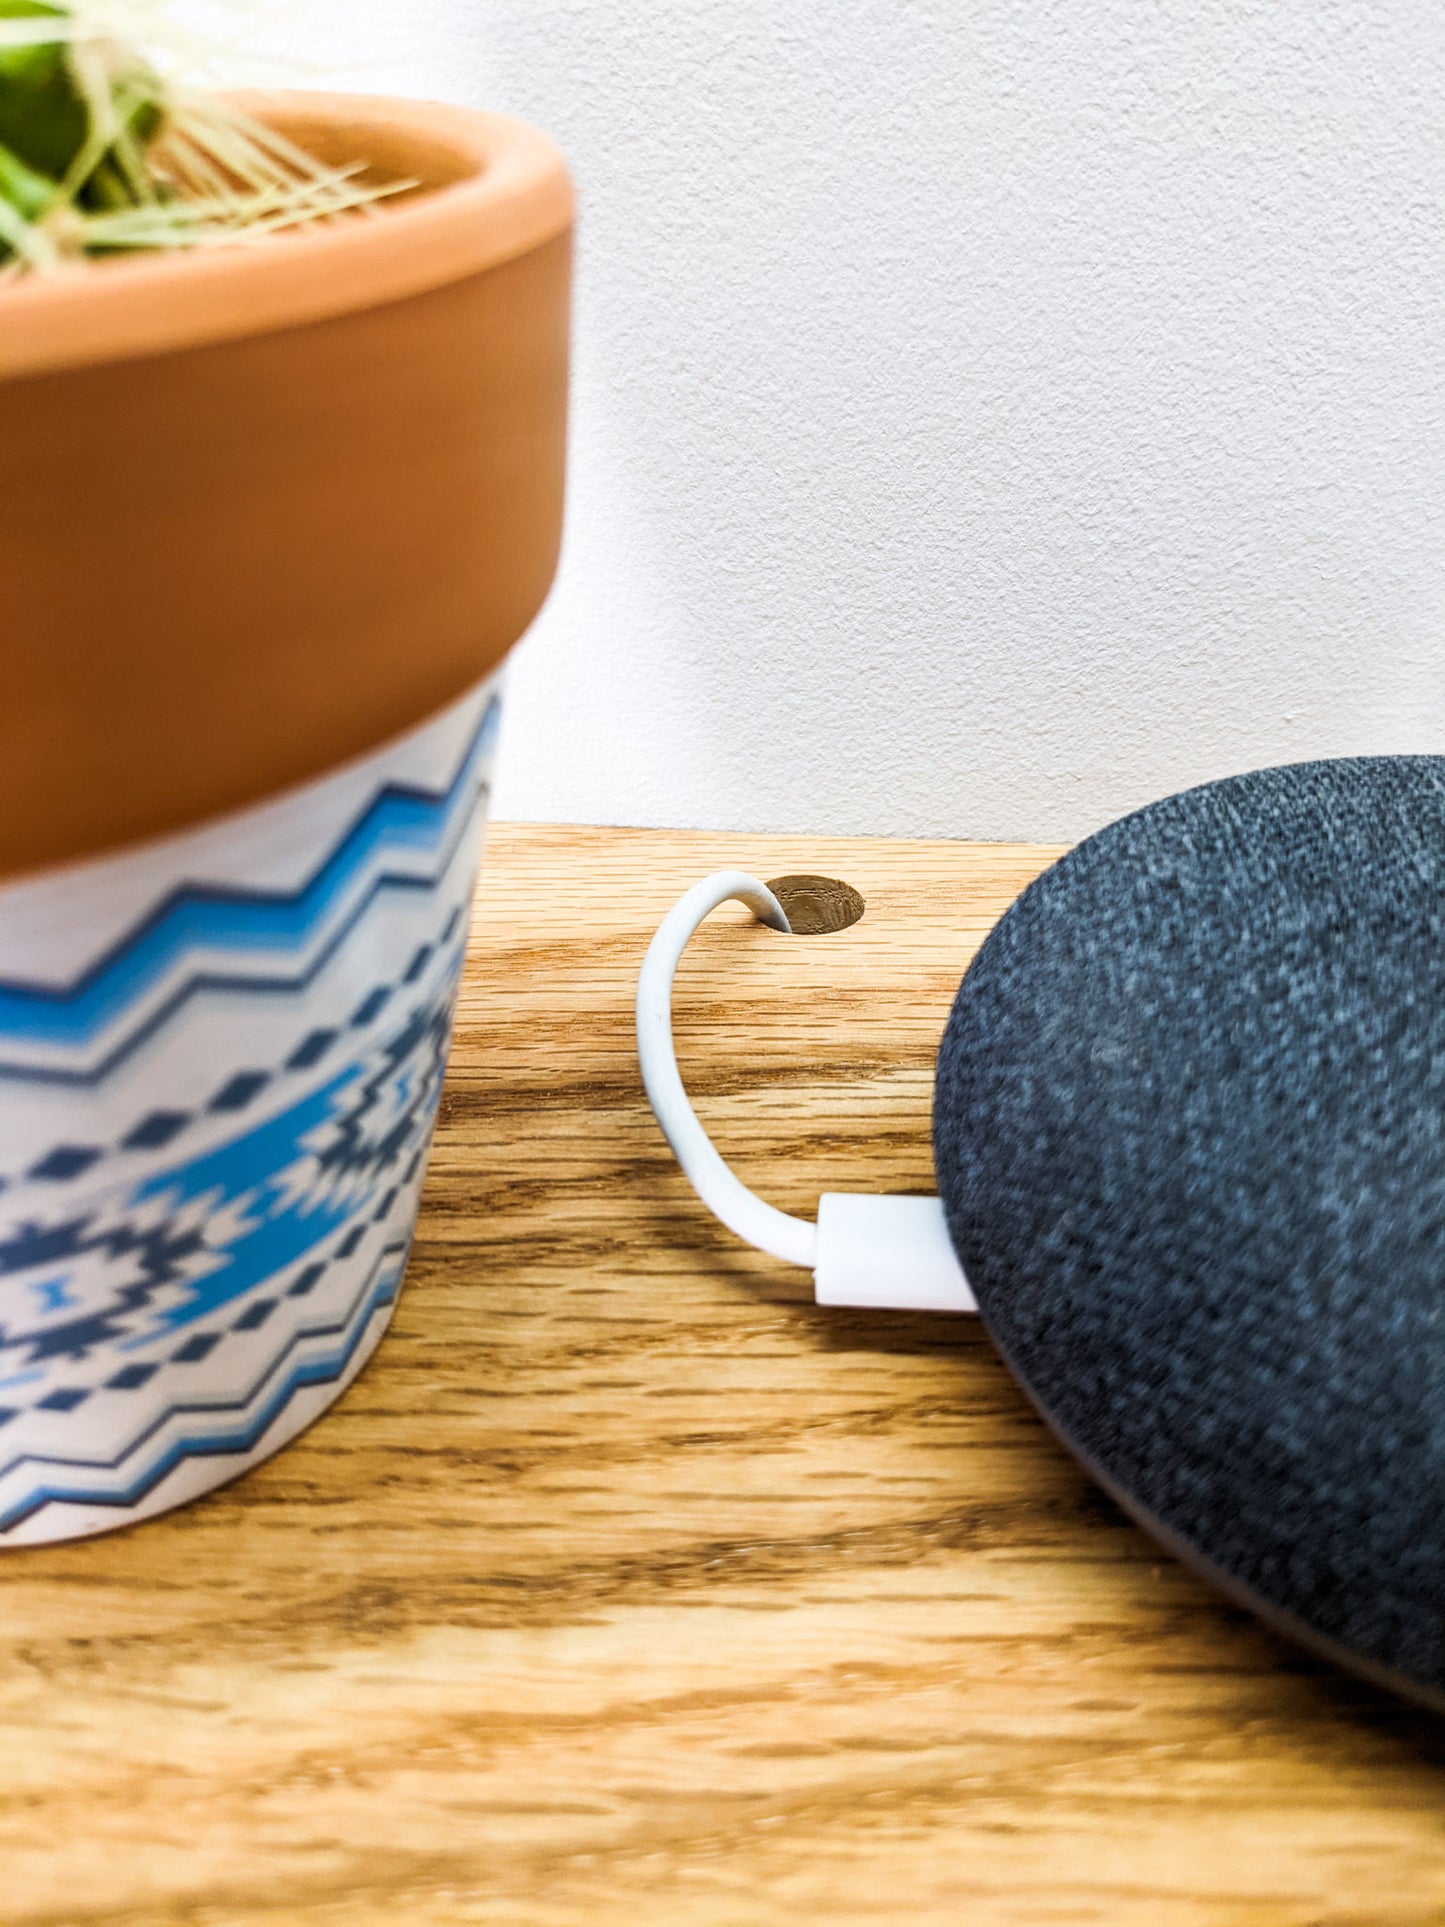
0,94,571,1543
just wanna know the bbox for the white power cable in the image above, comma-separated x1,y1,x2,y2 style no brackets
636,872,977,1314
636,871,818,1266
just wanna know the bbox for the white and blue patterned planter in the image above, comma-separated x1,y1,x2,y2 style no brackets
0,677,499,1544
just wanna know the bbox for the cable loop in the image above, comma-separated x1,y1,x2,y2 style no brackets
635,872,819,1269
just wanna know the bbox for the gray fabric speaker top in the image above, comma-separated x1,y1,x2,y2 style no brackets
932,757,1445,1708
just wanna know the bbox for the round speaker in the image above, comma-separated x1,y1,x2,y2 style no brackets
933,757,1445,1709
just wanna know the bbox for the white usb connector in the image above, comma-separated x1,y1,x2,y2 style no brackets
814,1192,975,1312
635,872,976,1316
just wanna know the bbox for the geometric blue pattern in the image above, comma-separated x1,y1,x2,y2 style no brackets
0,934,464,1381
5,903,466,1194
0,1242,407,1532
0,677,497,1543
0,694,496,1086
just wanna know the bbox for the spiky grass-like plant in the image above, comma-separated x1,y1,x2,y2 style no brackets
0,0,397,275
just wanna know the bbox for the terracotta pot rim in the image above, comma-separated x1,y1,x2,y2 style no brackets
0,91,573,383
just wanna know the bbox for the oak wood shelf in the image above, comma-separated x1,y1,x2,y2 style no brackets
3,822,1444,1927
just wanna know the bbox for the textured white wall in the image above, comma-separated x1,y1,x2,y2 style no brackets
247,1,1445,841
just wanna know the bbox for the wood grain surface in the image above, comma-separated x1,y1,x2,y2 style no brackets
3,822,1445,1927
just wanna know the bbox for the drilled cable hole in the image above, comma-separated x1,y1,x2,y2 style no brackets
764,874,865,935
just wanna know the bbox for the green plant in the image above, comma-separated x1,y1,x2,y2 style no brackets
0,0,391,274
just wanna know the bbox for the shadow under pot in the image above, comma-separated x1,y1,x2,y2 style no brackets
0,92,572,1545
